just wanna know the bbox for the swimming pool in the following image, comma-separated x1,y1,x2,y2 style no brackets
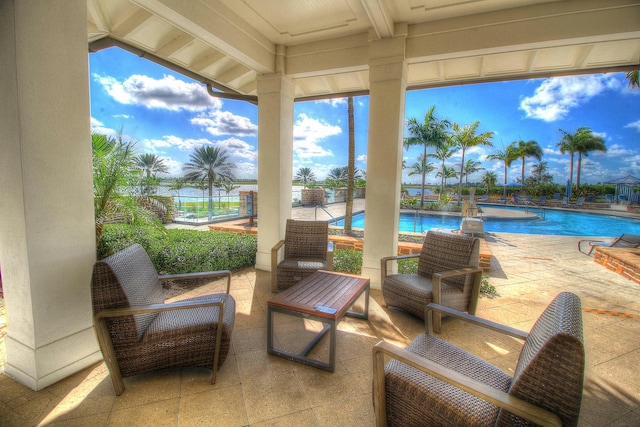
331,206,640,236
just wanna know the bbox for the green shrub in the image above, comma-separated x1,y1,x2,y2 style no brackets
98,224,257,274
332,249,363,274
398,257,418,274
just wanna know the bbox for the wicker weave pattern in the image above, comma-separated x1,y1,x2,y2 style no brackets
382,230,480,320
91,244,235,392
385,334,512,427
378,292,585,427
275,220,330,291
497,292,584,426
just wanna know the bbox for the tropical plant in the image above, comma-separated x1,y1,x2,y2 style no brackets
627,70,639,89
487,142,519,197
463,159,484,187
528,162,554,185
294,167,316,188
481,171,497,194
436,165,458,190
409,155,436,187
404,106,451,208
574,128,606,190
136,153,169,178
450,121,494,201
326,166,348,185
183,146,236,220
169,177,186,211
220,179,240,210
432,140,456,195
515,140,543,184
92,132,163,245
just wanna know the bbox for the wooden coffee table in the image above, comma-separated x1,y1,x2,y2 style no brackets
267,270,370,372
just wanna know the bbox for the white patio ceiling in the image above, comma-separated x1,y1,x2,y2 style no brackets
87,0,640,100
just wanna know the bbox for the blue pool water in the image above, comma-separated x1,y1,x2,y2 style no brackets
332,206,640,236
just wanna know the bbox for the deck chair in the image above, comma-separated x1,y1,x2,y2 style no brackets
605,194,614,203
380,230,482,333
91,244,236,395
271,219,333,292
373,292,585,427
578,234,640,255
571,196,585,208
538,195,547,205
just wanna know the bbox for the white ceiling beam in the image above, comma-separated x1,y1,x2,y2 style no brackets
360,0,394,39
131,0,275,73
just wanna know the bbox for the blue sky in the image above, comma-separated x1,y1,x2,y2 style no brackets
89,47,640,185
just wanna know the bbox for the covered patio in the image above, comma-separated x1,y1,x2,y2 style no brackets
1,0,640,412
1,233,639,425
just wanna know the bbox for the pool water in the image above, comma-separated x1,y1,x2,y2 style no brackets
332,206,640,237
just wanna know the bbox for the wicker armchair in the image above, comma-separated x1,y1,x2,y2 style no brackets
380,230,482,333
271,219,333,292
91,244,236,395
373,292,585,427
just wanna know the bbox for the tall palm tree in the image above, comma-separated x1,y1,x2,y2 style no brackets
294,167,316,188
404,106,451,208
557,128,582,196
169,176,186,211
183,146,236,220
450,121,494,202
436,165,458,193
463,159,484,187
136,153,169,177
345,96,355,234
515,140,543,184
432,140,456,196
487,142,519,198
574,128,606,190
220,179,240,211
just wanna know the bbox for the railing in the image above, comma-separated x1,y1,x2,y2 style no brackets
524,201,545,219
315,205,336,221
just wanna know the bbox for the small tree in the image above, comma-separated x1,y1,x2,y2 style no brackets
294,167,316,188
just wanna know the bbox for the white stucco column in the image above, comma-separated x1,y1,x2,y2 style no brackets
255,73,295,271
361,31,408,289
0,0,101,390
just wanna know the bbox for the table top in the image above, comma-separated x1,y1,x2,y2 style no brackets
268,270,370,319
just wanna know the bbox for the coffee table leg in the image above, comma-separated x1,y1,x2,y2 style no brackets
346,285,370,320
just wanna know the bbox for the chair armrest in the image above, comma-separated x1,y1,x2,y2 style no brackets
429,266,483,333
425,303,528,339
380,254,420,283
326,242,334,271
271,240,285,292
94,297,225,320
372,341,562,427
159,270,232,293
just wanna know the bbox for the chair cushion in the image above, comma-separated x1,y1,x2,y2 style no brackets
383,274,433,319
385,334,512,427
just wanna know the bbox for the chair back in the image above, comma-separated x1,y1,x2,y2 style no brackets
499,292,585,426
417,230,479,290
91,244,164,341
283,219,329,261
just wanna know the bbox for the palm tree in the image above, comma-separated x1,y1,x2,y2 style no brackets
408,155,436,189
515,140,543,184
436,165,458,195
294,167,316,188
450,121,494,202
557,128,584,196
136,153,169,177
627,70,639,89
463,159,484,186
432,140,456,195
487,142,519,198
183,146,236,220
345,96,355,234
404,106,451,208
169,177,186,211
530,162,553,185
481,171,497,194
574,128,606,190
92,132,162,244
220,179,240,211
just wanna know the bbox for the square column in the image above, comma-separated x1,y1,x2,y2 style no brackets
0,0,101,389
255,74,295,271
361,33,408,288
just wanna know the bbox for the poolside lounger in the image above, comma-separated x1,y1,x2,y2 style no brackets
578,234,640,255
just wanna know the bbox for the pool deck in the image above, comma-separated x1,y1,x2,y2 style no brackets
2,201,640,426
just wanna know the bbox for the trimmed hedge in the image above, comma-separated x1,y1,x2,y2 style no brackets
98,224,257,274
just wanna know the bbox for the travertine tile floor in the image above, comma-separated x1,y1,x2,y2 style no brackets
1,232,639,426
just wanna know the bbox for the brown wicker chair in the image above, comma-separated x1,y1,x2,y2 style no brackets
91,244,235,395
380,230,482,333
373,292,585,427
271,219,333,292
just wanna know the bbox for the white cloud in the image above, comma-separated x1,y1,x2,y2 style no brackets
191,111,257,136
94,73,221,111
292,113,340,158
215,137,257,162
520,75,619,121
625,119,640,132
316,98,347,107
147,135,215,151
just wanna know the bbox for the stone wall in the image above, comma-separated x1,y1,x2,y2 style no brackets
594,246,640,285
301,188,325,206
